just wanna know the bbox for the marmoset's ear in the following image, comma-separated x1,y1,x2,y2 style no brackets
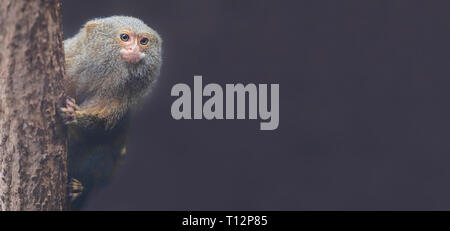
85,21,100,34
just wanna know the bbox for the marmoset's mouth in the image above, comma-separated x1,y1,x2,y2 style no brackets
120,49,145,63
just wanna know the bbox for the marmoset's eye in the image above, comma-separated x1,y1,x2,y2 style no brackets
120,33,130,42
140,37,149,45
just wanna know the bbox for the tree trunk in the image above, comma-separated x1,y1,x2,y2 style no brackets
0,0,67,211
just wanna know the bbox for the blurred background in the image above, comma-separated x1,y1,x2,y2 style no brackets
63,0,450,210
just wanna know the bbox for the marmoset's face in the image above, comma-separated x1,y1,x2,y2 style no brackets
117,29,155,64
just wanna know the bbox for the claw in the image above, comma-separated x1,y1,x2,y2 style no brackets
66,97,79,111
68,178,84,202
60,97,79,124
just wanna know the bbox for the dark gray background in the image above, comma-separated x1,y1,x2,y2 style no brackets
62,0,450,210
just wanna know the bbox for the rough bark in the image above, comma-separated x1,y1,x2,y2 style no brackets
0,0,67,210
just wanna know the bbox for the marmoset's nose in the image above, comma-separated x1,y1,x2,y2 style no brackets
127,45,136,51
120,46,145,63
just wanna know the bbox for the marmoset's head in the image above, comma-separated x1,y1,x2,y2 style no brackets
83,16,162,72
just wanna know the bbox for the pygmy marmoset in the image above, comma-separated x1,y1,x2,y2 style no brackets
60,16,162,209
